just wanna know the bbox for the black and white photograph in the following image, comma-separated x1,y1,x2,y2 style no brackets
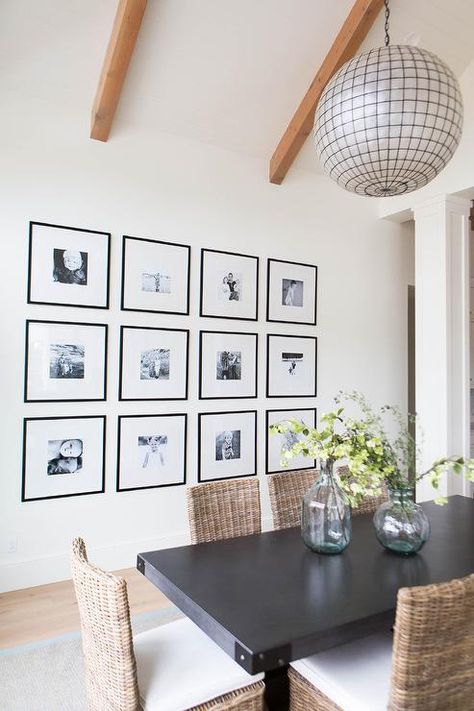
281,351,304,378
141,269,171,294
119,326,188,400
140,348,170,380
215,429,241,460
121,235,190,314
27,222,110,309
117,414,187,491
199,331,257,399
267,334,317,397
53,249,88,286
50,343,85,379
25,320,107,402
200,249,259,320
22,416,105,502
47,438,83,475
266,408,317,473
282,278,303,307
216,351,241,380
198,411,257,482
267,258,317,324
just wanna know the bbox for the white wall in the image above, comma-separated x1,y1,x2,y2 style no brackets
0,105,412,591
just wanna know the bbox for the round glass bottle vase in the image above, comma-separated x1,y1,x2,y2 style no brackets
373,487,430,555
301,460,352,554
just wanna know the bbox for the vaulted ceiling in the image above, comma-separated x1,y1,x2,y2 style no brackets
3,0,474,175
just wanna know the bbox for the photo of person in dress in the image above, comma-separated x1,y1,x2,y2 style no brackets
140,348,170,380
141,270,171,294
218,272,242,302
216,350,242,380
282,278,304,307
49,343,85,379
47,438,83,475
138,435,168,470
215,430,241,461
281,351,304,377
52,249,88,286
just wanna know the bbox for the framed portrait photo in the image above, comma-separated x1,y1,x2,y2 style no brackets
24,320,107,402
27,222,110,309
266,408,317,474
117,414,187,492
267,258,317,325
22,416,106,502
199,330,258,400
119,326,189,401
266,334,317,397
198,410,257,483
200,249,259,321
121,235,190,315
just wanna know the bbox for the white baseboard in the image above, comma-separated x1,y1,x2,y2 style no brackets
0,530,190,593
0,516,275,593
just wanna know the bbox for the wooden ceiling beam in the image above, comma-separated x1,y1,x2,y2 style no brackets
269,0,384,184
91,0,147,142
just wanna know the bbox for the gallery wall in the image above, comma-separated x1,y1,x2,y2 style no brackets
0,102,412,590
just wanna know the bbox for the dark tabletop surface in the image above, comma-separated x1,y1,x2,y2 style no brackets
137,496,474,674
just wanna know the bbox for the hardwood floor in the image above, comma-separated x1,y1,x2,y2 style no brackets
0,568,170,649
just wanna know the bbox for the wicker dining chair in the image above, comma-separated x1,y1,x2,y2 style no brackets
267,468,317,530
268,466,387,531
187,478,261,544
71,538,265,711
289,573,474,710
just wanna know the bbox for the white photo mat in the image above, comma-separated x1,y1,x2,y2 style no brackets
25,320,107,402
121,236,190,314
119,326,188,400
266,408,317,473
117,414,187,491
200,249,259,320
267,334,317,397
198,411,257,482
28,222,110,308
199,331,257,399
22,416,105,501
267,258,317,324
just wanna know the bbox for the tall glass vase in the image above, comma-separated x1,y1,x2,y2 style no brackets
301,460,352,554
373,487,430,555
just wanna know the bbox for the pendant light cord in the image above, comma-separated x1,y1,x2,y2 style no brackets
384,0,390,46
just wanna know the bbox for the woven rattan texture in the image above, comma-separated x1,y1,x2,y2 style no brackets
289,667,342,711
187,478,261,544
71,537,141,711
389,574,474,710
267,469,317,530
190,683,265,711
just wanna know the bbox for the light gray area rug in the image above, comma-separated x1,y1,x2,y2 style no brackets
0,606,183,711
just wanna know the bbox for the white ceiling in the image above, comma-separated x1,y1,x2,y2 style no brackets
3,0,474,172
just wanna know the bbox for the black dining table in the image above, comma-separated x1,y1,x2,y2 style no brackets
137,495,474,711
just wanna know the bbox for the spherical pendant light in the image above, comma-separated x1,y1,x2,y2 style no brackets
314,21,463,197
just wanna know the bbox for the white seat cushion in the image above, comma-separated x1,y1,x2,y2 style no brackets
291,632,393,711
134,617,263,711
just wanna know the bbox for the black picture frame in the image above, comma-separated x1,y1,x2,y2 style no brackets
197,410,258,483
265,407,317,474
116,413,187,492
266,333,318,398
24,319,108,403
199,330,258,400
21,415,106,502
27,221,111,309
266,258,318,325
199,248,259,321
118,325,189,401
121,235,191,315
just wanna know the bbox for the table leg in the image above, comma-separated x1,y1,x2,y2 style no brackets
264,665,289,711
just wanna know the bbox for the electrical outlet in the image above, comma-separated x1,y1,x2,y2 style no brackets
7,536,18,554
